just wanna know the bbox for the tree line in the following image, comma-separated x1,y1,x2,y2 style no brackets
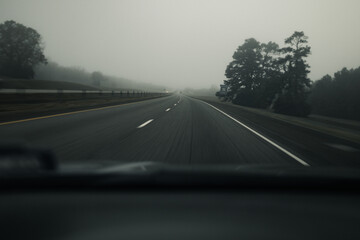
224,31,360,120
0,20,165,92
309,67,360,120
35,60,165,91
35,61,113,89
224,31,311,117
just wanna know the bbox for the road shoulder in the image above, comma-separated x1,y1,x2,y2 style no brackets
190,95,360,167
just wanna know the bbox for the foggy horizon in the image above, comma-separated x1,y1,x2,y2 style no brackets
0,0,359,89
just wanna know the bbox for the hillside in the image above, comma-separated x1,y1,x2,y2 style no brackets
0,77,100,90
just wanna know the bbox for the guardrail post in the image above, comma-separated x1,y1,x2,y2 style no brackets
16,89,26,94
57,89,63,101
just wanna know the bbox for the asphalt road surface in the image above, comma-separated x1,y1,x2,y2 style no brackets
0,95,360,167
1,94,359,167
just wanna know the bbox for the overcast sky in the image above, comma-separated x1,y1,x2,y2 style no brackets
0,0,359,89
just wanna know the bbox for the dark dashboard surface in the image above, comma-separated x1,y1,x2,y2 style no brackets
2,164,360,240
1,190,360,240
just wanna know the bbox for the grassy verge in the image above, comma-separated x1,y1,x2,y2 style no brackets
0,94,167,123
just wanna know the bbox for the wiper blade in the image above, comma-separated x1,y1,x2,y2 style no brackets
0,145,57,172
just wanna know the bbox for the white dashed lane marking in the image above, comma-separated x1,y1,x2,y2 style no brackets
137,119,154,128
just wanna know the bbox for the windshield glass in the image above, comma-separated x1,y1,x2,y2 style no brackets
0,0,359,171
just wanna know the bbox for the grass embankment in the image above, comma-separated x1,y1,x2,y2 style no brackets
0,94,166,123
0,77,100,90
0,77,167,123
193,95,360,144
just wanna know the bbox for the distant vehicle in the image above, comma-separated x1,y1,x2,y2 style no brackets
215,84,228,97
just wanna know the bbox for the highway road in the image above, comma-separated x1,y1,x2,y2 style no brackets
0,94,312,167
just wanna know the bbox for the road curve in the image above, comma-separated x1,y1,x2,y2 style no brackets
0,94,306,166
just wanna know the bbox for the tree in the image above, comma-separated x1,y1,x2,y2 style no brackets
224,39,282,108
308,74,333,115
256,41,282,108
225,38,263,106
0,20,47,78
309,67,360,120
272,31,311,116
91,71,107,87
35,61,92,85
223,31,312,116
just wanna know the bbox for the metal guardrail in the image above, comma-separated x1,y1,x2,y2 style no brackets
0,89,165,94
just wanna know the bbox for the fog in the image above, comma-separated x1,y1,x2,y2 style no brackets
0,0,359,89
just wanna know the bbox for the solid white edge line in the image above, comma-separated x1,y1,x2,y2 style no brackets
201,101,310,167
137,119,154,128
165,108,171,112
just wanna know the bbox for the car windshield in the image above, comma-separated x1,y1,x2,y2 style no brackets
0,0,359,172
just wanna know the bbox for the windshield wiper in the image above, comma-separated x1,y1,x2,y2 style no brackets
0,145,57,172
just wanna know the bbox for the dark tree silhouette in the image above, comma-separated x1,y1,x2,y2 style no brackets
223,31,359,119
223,31,312,116
0,20,47,78
225,38,263,106
91,71,107,87
224,38,282,108
257,41,281,108
309,67,360,120
272,31,311,116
